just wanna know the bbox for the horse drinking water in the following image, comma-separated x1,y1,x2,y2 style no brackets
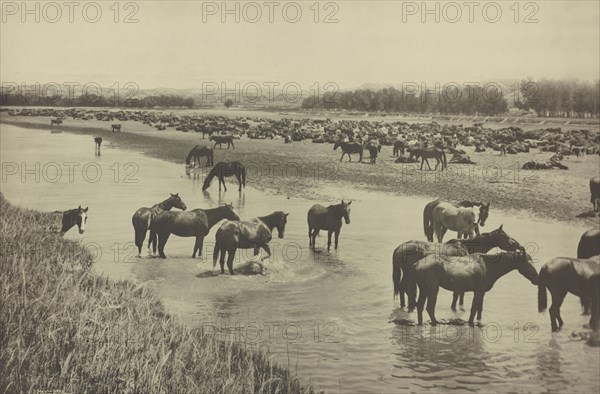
185,145,214,167
131,194,187,256
202,162,246,192
60,206,88,235
151,203,240,259
415,248,538,326
213,211,289,274
307,200,352,252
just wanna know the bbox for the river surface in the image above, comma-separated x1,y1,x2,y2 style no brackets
1,123,599,393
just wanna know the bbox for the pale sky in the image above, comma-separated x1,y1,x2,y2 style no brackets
1,1,598,90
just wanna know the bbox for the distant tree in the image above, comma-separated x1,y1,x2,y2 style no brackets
224,99,234,108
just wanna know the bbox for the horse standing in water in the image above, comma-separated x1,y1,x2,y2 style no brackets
213,211,289,274
409,148,447,170
202,162,246,192
131,194,187,256
210,135,235,149
431,202,480,242
392,225,520,310
185,145,214,167
151,203,240,259
94,137,102,155
307,200,352,251
423,199,490,241
538,256,600,332
415,248,538,326
590,177,600,212
59,206,88,235
333,141,363,163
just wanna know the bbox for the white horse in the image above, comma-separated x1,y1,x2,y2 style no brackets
432,202,480,242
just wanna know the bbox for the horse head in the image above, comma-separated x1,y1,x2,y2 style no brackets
491,224,520,251
478,202,490,227
341,200,352,225
169,193,187,211
333,141,340,151
76,206,88,234
514,246,539,285
224,203,240,221
470,206,481,226
275,212,289,238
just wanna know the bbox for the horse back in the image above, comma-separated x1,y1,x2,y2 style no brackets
307,204,340,230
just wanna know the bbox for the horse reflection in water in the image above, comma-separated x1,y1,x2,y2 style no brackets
213,211,289,275
414,248,538,326
151,203,240,258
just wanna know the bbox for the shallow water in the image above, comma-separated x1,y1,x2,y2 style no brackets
1,123,599,393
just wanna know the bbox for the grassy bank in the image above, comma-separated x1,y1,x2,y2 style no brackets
0,194,314,393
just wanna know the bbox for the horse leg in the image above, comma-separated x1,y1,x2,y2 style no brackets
425,286,440,326
226,249,236,275
221,176,227,192
459,292,465,308
236,173,242,191
476,293,485,321
158,232,170,259
468,292,484,326
340,152,344,162
312,229,320,249
425,158,432,171
327,230,333,252
192,235,204,258
416,287,427,325
451,292,460,311
334,229,341,251
260,244,272,261
219,244,227,274
549,289,567,331
231,141,235,149
308,226,312,248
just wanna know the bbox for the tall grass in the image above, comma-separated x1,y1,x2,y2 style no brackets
0,194,315,393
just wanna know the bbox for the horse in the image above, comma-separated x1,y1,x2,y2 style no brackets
132,194,187,256
409,148,447,171
431,202,480,242
201,129,214,139
185,145,214,167
393,140,406,157
94,137,102,155
151,203,240,259
202,161,246,192
307,200,351,251
365,142,381,164
333,141,363,163
415,248,538,326
111,124,122,132
590,177,600,212
213,211,289,274
210,135,235,149
392,225,520,310
538,256,600,331
578,228,600,259
59,206,88,235
50,118,62,126
423,199,490,241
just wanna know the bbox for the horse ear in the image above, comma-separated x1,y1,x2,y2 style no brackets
171,193,175,197
341,199,345,204
84,207,88,212
78,205,81,210
285,213,289,217
499,224,503,230
348,200,352,205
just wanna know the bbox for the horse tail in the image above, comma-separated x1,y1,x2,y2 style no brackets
213,241,220,269
423,202,436,242
538,268,548,312
392,255,401,300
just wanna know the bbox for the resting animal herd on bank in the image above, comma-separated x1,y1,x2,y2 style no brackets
54,141,599,334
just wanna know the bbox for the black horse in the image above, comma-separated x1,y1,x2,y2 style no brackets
410,148,447,171
333,141,363,162
210,135,235,149
94,137,102,155
202,162,246,192
59,206,88,235
393,140,406,157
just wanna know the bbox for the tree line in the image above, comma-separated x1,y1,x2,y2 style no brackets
516,79,599,118
0,93,195,108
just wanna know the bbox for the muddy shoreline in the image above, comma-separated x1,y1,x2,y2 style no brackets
1,116,599,226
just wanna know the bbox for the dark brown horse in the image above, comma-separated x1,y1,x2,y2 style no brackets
94,137,102,155
409,148,447,170
60,206,88,235
538,256,600,331
186,145,214,167
151,203,240,259
202,162,246,192
111,124,122,132
590,177,600,212
365,143,381,164
393,140,406,157
333,141,363,162
393,225,520,310
415,248,538,326
307,200,351,251
210,135,235,149
423,199,490,241
132,194,187,256
50,118,62,126
213,211,289,274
